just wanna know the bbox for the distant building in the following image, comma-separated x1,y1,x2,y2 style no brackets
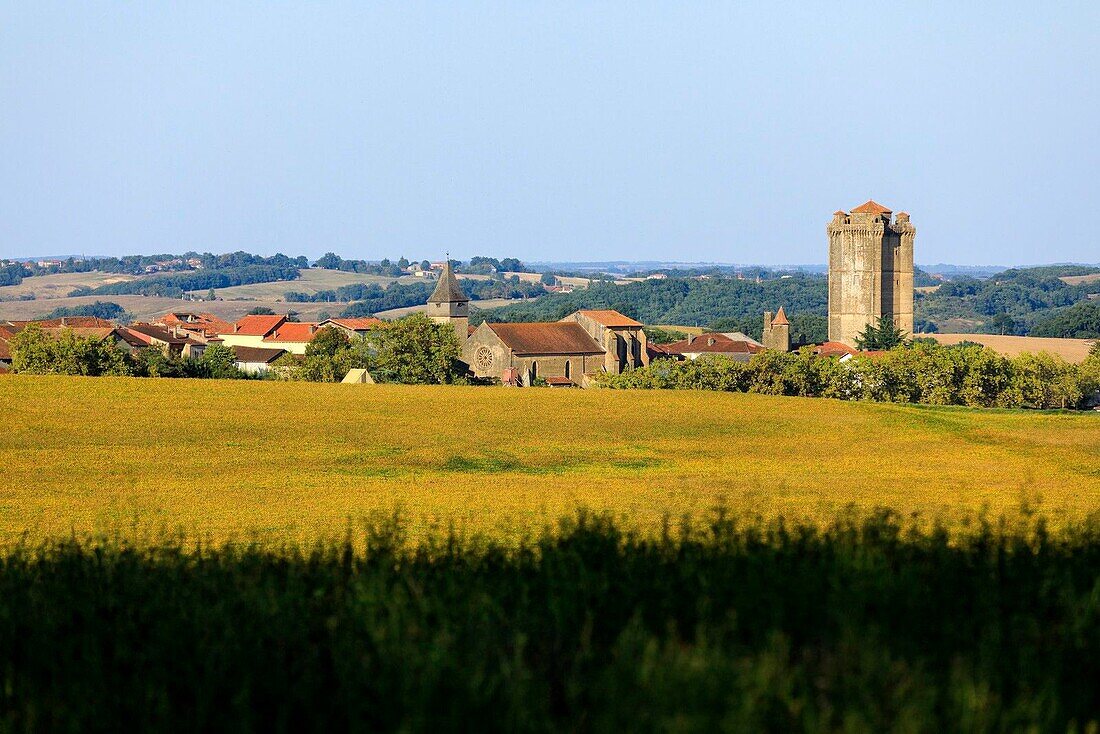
463,321,606,386
828,201,914,346
426,261,470,342
563,310,648,373
231,346,286,374
762,306,791,351
122,323,208,359
318,317,385,339
661,332,764,362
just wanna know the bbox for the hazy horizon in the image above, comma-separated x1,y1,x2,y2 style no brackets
2,3,1097,265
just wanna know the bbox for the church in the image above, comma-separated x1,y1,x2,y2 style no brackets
427,262,648,386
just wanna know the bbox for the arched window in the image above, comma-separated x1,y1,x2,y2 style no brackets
564,360,571,379
530,361,538,383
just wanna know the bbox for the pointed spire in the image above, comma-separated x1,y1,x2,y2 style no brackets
427,258,469,304
772,306,789,326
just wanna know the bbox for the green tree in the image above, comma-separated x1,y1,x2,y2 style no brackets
305,326,350,358
540,272,557,286
10,325,134,376
371,313,465,384
855,316,908,350
199,344,242,379
206,288,216,302
247,306,276,316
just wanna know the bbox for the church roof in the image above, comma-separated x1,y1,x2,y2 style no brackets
427,261,469,304
851,200,892,214
486,322,604,356
771,306,790,326
573,309,643,328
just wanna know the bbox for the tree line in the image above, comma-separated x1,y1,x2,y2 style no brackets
77,264,302,298
598,339,1100,411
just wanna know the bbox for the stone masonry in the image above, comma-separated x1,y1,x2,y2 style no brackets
828,201,915,346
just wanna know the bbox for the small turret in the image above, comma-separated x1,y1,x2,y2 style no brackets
762,306,791,352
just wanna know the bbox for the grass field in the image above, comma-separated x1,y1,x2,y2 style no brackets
0,271,138,299
1,376,1097,545
197,267,403,300
0,294,339,323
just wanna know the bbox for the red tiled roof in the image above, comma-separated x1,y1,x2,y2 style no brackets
324,317,385,330
231,314,286,336
123,323,199,345
664,333,763,356
574,310,643,328
771,306,790,326
263,322,321,344
851,200,891,214
10,317,115,329
487,322,604,355
159,312,233,336
814,341,858,357
231,346,286,364
39,327,120,341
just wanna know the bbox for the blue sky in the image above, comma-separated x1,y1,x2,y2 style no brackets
1,2,1097,265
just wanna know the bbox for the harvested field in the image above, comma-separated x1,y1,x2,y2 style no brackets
0,271,138,300
0,295,337,323
922,332,1096,362
199,268,403,300
1,376,1097,545
1060,272,1100,286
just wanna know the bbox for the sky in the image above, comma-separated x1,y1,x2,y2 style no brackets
1,2,1097,266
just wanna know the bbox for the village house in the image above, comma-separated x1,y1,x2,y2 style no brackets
121,323,208,359
318,317,385,339
216,314,287,350
260,321,324,355
154,312,233,340
661,332,764,362
230,346,287,375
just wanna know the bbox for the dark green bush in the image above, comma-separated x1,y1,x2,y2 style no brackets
1,509,1098,732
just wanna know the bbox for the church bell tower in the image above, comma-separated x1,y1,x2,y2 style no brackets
426,259,470,342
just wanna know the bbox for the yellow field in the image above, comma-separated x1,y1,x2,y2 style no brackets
1,375,1098,545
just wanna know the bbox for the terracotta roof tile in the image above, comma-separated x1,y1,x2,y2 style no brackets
487,322,604,355
232,315,286,337
325,317,385,330
664,333,763,355
851,200,892,215
814,341,858,357
771,306,790,326
263,322,321,343
574,310,643,328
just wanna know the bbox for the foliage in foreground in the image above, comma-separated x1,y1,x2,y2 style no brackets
0,510,1098,732
600,340,1100,410
9,325,249,379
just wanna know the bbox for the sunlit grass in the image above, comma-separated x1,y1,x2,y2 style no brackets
1,375,1097,545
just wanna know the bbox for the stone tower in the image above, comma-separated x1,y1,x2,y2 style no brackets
762,306,791,351
426,260,470,342
827,201,914,346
